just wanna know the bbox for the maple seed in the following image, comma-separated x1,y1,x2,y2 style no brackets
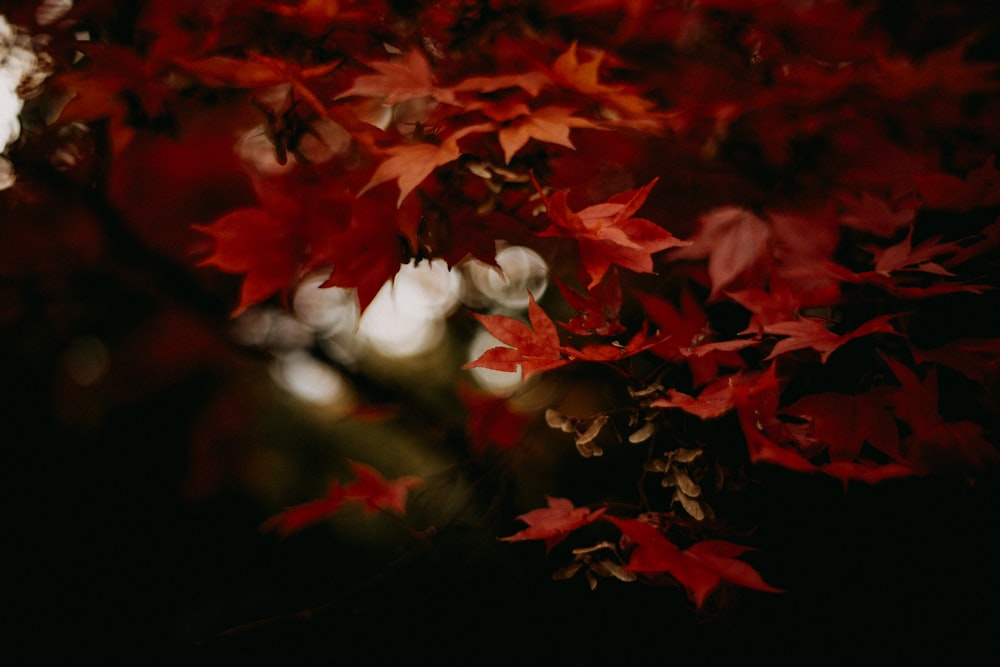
628,421,657,444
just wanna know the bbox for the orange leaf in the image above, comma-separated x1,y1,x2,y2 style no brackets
358,123,492,206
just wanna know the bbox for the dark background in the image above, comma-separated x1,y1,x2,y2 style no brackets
4,1,1000,664
3,223,998,664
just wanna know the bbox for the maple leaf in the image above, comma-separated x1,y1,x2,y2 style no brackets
763,314,900,363
782,390,901,462
606,516,782,609
683,540,784,598
912,338,1000,386
463,293,571,380
875,42,1000,100
318,194,418,313
731,367,820,475
651,375,741,420
883,358,1000,471
500,496,606,553
177,54,340,115
913,157,1000,212
726,274,840,334
493,105,601,165
260,460,422,536
458,382,533,454
837,190,917,238
554,271,625,336
568,322,669,364
731,367,915,486
868,226,962,278
336,48,458,106
672,207,772,301
260,483,347,537
535,177,690,288
194,208,300,315
450,71,552,97
548,41,655,117
822,262,992,300
358,123,493,206
341,460,423,515
635,290,748,386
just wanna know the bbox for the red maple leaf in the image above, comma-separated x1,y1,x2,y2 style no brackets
635,289,748,386
358,123,493,206
489,104,600,165
554,270,626,336
547,41,657,119
569,322,668,363
781,389,901,462
868,226,963,277
342,460,423,514
671,207,772,301
883,357,1000,471
534,177,690,288
318,194,419,313
732,367,915,486
727,274,839,334
450,71,552,98
500,496,606,553
606,516,782,609
464,293,571,380
836,190,917,238
651,374,742,420
177,54,340,116
912,338,1000,386
763,314,900,363
336,48,458,106
194,208,301,315
731,367,824,475
261,460,422,536
458,382,533,455
913,156,1000,211
260,483,347,537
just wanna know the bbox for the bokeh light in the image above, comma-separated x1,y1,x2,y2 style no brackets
463,245,549,310
269,349,351,407
357,259,461,359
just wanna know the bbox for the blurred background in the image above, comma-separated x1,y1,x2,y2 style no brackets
4,4,1000,664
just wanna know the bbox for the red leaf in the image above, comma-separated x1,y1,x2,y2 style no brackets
548,41,656,117
494,105,600,165
782,390,901,462
500,496,606,553
636,289,748,385
358,123,493,206
914,157,1000,211
458,383,533,454
837,190,916,238
651,375,740,420
535,177,690,288
883,358,1000,471
464,293,571,380
555,270,626,336
684,540,784,596
194,208,299,315
261,483,347,537
763,314,899,363
606,516,782,609
672,207,771,300
261,460,422,536
732,367,821,475
342,460,423,515
336,48,457,106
